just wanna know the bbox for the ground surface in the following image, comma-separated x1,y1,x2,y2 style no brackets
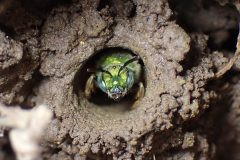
0,0,239,159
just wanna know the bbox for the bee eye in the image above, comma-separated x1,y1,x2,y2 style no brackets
93,72,108,93
126,71,134,89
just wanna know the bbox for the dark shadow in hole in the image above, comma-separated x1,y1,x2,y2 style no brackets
207,27,239,52
0,23,16,38
178,40,203,76
97,0,111,11
73,47,145,108
19,0,73,17
206,70,240,92
19,70,44,110
169,0,239,52
128,1,136,18
0,131,15,160
0,0,74,39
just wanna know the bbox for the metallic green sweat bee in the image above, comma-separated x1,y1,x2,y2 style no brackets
85,51,144,101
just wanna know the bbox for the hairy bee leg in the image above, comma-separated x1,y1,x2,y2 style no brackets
85,74,96,99
135,82,145,100
132,82,145,109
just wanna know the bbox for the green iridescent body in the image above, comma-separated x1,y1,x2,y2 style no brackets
85,51,144,101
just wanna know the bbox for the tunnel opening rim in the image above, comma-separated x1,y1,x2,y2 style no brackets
73,47,147,114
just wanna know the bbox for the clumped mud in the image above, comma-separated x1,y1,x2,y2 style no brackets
0,0,239,159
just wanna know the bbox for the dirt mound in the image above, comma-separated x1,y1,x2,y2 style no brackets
0,0,239,159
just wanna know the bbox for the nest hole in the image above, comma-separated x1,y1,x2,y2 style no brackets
74,47,145,113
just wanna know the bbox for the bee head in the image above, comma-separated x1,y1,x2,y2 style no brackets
89,56,139,101
96,65,134,101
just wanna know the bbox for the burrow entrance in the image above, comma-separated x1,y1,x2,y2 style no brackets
74,47,146,113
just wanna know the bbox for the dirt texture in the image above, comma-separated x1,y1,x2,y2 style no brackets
0,0,239,159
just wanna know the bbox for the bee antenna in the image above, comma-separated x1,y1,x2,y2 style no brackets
101,69,113,77
87,68,112,77
118,56,140,75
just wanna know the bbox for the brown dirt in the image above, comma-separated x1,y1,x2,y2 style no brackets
0,0,239,159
